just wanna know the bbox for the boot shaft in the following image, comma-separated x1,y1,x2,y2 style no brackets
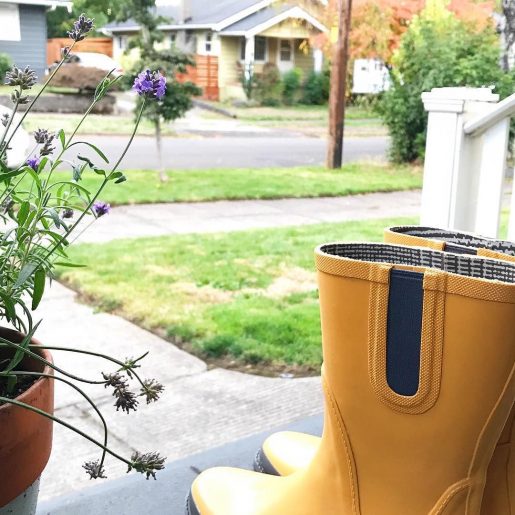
315,243,515,514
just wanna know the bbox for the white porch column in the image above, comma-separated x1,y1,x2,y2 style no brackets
313,49,323,73
244,36,255,80
420,87,500,234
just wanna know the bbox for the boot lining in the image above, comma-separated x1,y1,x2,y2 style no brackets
320,243,515,284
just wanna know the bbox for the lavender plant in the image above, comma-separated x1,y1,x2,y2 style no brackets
0,15,166,480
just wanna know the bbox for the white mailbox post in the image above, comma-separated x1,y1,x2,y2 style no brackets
421,87,515,240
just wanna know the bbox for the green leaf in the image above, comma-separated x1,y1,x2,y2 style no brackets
37,157,49,173
17,201,30,225
4,320,42,373
41,230,69,246
14,262,37,288
54,261,87,268
69,142,109,163
109,171,126,183
58,129,66,149
0,168,24,181
0,292,16,321
32,268,45,310
46,208,62,229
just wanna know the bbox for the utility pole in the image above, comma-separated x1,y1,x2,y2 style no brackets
326,0,353,169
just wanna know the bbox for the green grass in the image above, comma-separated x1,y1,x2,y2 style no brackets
57,217,416,371
0,85,77,96
22,113,178,136
38,163,422,206
209,104,376,122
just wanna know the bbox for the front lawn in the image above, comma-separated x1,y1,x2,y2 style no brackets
23,113,178,136
57,217,416,374
42,163,422,205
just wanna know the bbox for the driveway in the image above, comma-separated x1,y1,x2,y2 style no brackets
66,135,389,170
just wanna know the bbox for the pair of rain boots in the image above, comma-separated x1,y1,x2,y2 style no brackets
188,226,515,515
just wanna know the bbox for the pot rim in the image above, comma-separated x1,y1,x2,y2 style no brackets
0,329,54,412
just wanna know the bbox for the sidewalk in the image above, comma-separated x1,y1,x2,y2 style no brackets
38,189,420,503
79,190,422,244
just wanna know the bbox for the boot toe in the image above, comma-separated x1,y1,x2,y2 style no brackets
189,466,282,515
258,431,320,476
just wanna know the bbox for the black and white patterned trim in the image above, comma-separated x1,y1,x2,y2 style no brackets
389,226,515,257
319,243,515,284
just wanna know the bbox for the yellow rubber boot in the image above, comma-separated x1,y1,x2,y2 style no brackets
188,243,515,515
256,227,515,515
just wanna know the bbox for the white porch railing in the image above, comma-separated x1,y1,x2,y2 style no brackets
421,87,515,241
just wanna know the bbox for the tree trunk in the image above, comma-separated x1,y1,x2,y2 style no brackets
502,0,515,71
154,118,167,182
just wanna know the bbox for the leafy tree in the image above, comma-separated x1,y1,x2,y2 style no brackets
118,0,201,181
313,0,494,64
379,0,512,162
47,0,123,38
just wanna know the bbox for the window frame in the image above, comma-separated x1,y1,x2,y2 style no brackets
240,36,268,63
279,39,294,62
205,31,213,54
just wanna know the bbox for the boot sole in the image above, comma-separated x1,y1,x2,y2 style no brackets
253,447,280,476
186,491,200,515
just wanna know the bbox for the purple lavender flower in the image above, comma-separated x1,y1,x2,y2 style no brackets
26,156,40,171
68,13,94,42
133,70,167,100
93,201,111,218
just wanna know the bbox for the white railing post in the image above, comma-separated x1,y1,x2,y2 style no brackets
421,87,515,239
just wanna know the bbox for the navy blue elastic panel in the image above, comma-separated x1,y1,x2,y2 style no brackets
386,269,424,396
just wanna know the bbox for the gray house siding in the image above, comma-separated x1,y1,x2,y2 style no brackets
0,5,47,80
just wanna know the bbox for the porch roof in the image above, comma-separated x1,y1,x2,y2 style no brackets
220,5,327,37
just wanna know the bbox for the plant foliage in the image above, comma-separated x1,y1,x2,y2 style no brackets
379,2,515,162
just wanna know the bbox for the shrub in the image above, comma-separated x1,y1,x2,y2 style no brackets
51,63,111,92
380,5,514,163
282,68,302,105
0,53,11,82
301,70,330,105
254,62,282,105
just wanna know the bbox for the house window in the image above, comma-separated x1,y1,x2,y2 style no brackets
255,36,267,61
279,39,293,62
0,4,20,41
240,36,267,62
169,33,176,47
116,35,128,52
205,31,213,53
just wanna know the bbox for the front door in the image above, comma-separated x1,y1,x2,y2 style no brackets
277,39,294,73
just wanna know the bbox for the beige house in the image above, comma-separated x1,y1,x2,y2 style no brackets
103,0,327,101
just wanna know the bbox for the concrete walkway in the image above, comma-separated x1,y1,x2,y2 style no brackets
37,189,421,502
37,284,323,501
79,189,422,244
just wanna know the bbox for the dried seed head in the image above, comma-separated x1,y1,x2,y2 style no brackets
140,379,164,404
127,451,166,480
68,13,94,42
39,133,56,156
114,388,139,414
61,46,71,60
62,208,74,219
102,372,127,389
5,66,37,90
83,460,107,480
34,128,50,144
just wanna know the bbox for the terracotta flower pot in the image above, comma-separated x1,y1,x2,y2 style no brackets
0,327,54,509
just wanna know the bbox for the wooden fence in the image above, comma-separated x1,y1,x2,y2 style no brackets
177,55,219,101
47,38,113,65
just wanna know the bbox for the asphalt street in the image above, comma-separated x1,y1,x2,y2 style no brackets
63,135,389,170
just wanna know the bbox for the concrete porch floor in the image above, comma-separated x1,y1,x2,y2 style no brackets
37,414,323,515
